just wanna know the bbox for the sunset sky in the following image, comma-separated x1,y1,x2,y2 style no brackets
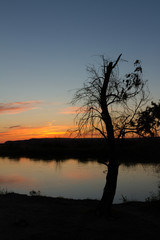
0,0,160,143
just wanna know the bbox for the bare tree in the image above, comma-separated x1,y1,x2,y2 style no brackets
71,54,150,215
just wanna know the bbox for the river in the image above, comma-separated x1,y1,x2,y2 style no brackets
0,157,159,203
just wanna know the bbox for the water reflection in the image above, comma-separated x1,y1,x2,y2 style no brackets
0,157,159,203
0,175,32,184
116,163,160,202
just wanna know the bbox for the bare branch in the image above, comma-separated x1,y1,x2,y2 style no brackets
70,54,151,140
112,54,122,68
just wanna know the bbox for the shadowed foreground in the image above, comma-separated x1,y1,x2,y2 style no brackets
0,193,160,240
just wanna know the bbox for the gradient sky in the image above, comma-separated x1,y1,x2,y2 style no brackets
0,0,160,142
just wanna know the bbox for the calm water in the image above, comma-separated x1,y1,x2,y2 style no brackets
0,157,159,203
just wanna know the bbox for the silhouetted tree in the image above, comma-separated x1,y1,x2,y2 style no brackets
71,54,150,215
136,101,160,137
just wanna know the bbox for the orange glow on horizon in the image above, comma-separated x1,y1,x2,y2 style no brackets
0,124,77,143
0,119,141,143
0,125,137,143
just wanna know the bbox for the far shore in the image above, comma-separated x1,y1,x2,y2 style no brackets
0,192,160,239
0,137,160,162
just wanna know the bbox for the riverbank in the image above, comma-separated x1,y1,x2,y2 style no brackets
0,137,160,162
0,193,160,240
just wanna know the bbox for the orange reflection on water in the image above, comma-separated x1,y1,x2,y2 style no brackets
64,171,92,180
1,157,159,202
0,175,32,184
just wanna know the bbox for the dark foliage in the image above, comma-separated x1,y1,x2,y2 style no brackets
137,101,160,137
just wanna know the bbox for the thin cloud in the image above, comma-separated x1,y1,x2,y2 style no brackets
8,125,21,129
0,101,41,115
59,106,79,114
59,106,88,115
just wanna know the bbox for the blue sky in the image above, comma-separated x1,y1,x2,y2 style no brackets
0,0,160,142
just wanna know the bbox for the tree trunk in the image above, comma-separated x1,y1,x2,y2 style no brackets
98,55,121,216
98,159,119,216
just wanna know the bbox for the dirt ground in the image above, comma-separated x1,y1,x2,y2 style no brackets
0,193,160,240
